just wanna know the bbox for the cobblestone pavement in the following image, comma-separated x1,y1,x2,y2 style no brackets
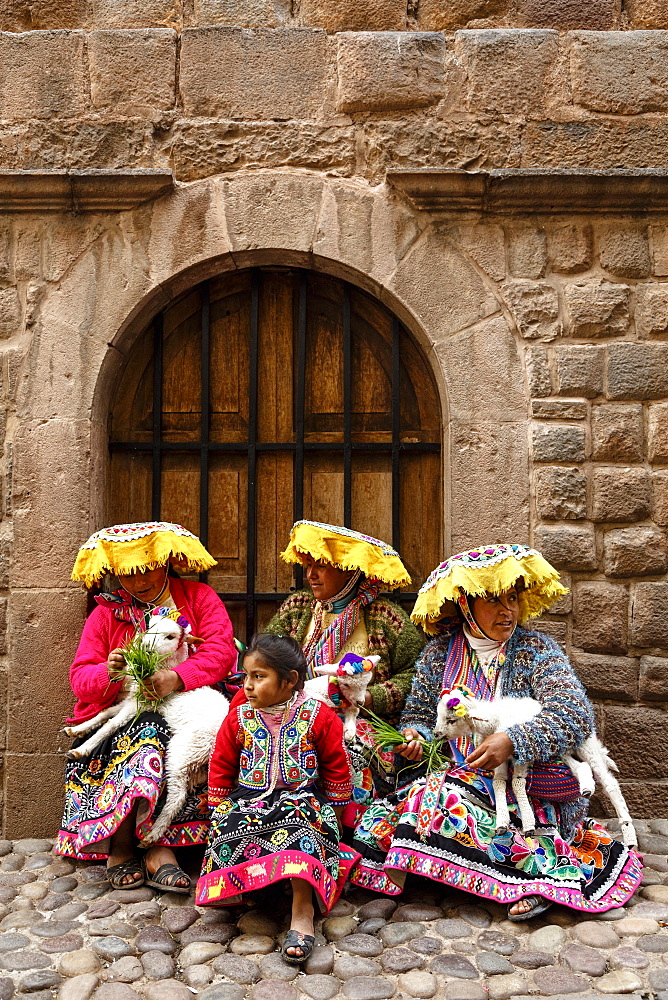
0,820,666,1000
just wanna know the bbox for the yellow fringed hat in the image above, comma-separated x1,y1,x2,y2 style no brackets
72,521,217,588
411,543,568,635
281,520,411,589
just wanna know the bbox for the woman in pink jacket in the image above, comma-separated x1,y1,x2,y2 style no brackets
55,521,237,893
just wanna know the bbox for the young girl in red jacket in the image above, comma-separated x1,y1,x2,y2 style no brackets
196,633,359,964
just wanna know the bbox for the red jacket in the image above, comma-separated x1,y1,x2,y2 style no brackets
68,578,236,723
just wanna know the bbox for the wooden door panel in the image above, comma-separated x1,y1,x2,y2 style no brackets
400,452,442,587
304,455,345,527
351,456,393,549
108,452,152,524
206,454,247,593
160,453,200,535
162,290,202,444
210,271,251,443
255,452,294,594
257,270,295,444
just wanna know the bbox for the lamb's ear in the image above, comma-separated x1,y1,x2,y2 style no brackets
185,634,205,646
315,663,337,676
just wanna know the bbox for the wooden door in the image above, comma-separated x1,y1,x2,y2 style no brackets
109,268,442,640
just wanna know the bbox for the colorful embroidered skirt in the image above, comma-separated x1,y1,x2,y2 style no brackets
350,765,642,913
55,711,210,860
196,785,360,913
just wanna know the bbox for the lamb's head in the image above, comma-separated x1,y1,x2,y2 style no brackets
141,608,203,665
314,654,380,706
434,688,475,740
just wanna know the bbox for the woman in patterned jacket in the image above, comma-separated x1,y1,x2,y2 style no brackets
350,544,642,921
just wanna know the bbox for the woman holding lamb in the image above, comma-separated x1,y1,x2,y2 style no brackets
350,544,642,920
56,521,237,892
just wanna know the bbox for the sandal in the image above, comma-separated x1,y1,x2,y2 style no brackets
282,929,315,965
142,860,191,895
507,894,553,922
106,858,145,890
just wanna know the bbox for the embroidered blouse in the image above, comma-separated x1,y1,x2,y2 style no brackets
208,692,353,808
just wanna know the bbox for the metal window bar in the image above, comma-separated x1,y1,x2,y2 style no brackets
111,268,439,637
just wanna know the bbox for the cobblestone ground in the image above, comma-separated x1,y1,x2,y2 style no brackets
0,820,666,1000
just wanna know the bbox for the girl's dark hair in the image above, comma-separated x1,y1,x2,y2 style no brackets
246,633,308,690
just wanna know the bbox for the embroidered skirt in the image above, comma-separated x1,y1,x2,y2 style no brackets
55,711,210,859
196,785,360,913
350,765,643,913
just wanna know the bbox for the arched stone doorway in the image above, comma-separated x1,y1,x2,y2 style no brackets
108,266,443,638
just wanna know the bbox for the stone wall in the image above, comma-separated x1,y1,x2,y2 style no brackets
0,0,666,834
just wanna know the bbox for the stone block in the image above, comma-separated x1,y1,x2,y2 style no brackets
448,224,506,283
89,0,182,28
555,344,604,399
0,30,86,120
631,581,668,646
535,466,586,520
194,0,288,27
650,225,668,275
625,0,668,30
598,226,651,279
532,423,585,463
563,281,630,338
516,0,619,29
220,171,324,257
507,227,547,279
456,29,559,116
615,780,668,816
573,581,628,654
336,32,445,113
607,342,668,400
1,0,87,28
550,571,572,613
502,280,560,340
572,651,638,701
604,526,668,577
534,524,597,571
526,346,552,397
548,222,593,274
417,0,510,30
649,403,668,462
653,470,668,525
591,466,651,523
635,285,668,338
5,752,70,838
0,290,20,341
88,29,176,115
180,27,328,119
570,31,668,114
300,0,406,31
602,705,668,780
531,399,587,420
591,404,643,463
639,656,668,699
532,618,567,646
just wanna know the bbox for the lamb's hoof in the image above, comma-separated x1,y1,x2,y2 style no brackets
621,823,638,848
495,826,509,836
581,789,593,799
66,750,82,760
61,727,75,737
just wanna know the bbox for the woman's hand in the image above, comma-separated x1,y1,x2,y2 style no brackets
144,669,184,700
395,728,424,761
107,648,126,681
466,732,513,770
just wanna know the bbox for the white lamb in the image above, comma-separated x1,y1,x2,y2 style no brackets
304,654,380,741
63,610,229,844
434,691,637,848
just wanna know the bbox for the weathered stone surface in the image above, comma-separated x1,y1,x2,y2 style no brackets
91,939,135,963
88,920,136,939
639,656,668,699
336,32,445,113
605,527,668,577
512,950,554,969
649,402,668,462
135,927,176,955
548,223,593,273
194,0,287,28
531,400,588,420
596,970,643,993
417,0,509,29
88,29,176,116
556,344,605,398
563,281,630,337
211,955,260,984
323,916,358,941
228,934,274,956
443,984,487,1000
506,227,547,278
0,952,51,973
573,582,628,654
334,957,382,981
379,948,424,974
434,919,473,939
532,423,586,463
178,942,224,966
599,226,651,278
638,931,668,951
41,934,84,955
627,0,668,26
527,926,567,954
485,973,527,1000
535,524,597,572
104,957,142,984
572,652,638,702
341,978,395,1000
476,951,513,975
58,973,99,1000
259,954,299,982
571,31,668,114
179,923,234,946
379,923,424,948
144,981,195,1000
236,911,280,937
357,901,396,921
410,937,442,956
180,27,328,119
630,582,668,646
605,705,668,780
160,908,197,934
59,951,103,978
535,466,587,521
199,987,245,1000
305,946,335,976
653,471,668,525
607,342,668,400
609,945,649,969
456,29,559,115
560,944,607,977
518,0,618,26
391,904,441,922
636,284,668,338
300,0,405,30
20,970,63,992
94,986,142,1000
591,405,643,462
0,31,86,120
140,953,174,981
430,954,478,978
527,345,552,397
502,280,560,340
299,976,339,1000
591,467,650,522
533,967,588,994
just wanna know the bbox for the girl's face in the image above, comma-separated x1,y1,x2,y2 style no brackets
118,565,168,603
243,651,298,709
470,588,520,642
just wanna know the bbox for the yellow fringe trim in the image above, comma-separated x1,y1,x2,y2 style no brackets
72,533,217,588
281,522,411,589
411,550,568,635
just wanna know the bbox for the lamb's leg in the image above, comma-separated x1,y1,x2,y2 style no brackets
511,761,536,837
143,729,209,845
343,705,359,743
67,702,136,760
579,736,637,848
63,704,122,738
563,753,595,798
493,761,511,835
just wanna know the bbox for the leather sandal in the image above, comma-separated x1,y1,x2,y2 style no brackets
142,860,191,894
507,894,553,922
282,929,315,964
106,858,145,890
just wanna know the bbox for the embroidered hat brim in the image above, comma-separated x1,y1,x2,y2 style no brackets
411,543,568,634
72,521,217,587
280,520,411,589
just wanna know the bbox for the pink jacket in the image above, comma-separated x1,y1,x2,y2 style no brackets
68,578,236,723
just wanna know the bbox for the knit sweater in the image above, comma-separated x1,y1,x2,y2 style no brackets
68,578,237,723
264,591,424,720
401,625,595,764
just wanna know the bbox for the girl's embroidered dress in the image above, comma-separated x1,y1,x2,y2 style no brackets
350,545,643,913
196,692,360,912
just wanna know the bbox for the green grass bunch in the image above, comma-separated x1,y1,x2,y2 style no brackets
113,633,170,716
363,707,451,776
